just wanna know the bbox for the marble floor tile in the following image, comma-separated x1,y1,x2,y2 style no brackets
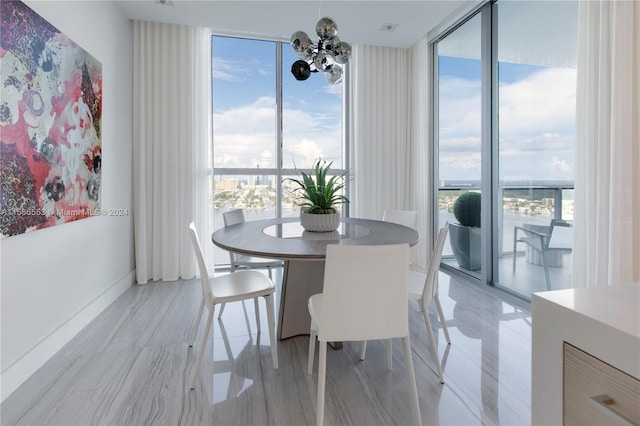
1,270,532,426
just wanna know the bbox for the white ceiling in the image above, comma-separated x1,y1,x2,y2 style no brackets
116,0,472,48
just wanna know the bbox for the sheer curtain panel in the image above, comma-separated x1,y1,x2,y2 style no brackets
410,37,433,269
573,1,640,287
133,21,212,284
348,45,417,260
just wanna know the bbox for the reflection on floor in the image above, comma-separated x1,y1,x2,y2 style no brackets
1,269,533,426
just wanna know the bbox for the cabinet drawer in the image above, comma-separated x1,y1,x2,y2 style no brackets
564,342,640,425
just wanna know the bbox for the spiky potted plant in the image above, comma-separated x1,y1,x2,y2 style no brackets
285,159,349,232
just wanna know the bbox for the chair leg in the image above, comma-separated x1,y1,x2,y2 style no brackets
423,307,445,383
308,322,317,374
433,295,451,345
542,251,552,291
513,231,518,273
254,298,261,332
316,341,327,426
265,294,278,369
267,266,273,279
402,336,422,426
189,298,205,348
218,260,237,319
359,341,367,361
387,338,393,370
190,309,214,390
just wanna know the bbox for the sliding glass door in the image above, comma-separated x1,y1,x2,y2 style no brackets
495,1,577,296
435,12,483,280
433,1,577,299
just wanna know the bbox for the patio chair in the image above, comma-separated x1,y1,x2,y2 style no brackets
512,219,572,291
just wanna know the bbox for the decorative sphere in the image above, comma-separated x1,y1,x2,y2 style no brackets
290,31,314,59
322,36,340,53
313,50,335,71
291,60,311,81
333,41,352,64
325,65,344,85
316,17,338,40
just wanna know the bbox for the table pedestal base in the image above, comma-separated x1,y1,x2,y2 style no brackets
278,259,325,340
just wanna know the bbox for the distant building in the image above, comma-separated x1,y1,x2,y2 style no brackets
215,179,238,191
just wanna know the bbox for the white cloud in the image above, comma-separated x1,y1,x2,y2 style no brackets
213,96,343,169
213,58,271,82
440,152,482,180
324,83,343,96
438,66,577,181
440,136,481,152
438,77,481,137
498,67,576,135
550,156,572,175
439,67,576,143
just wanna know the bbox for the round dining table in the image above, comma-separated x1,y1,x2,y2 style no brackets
212,216,419,340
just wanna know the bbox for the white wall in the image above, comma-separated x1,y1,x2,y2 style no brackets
0,1,134,401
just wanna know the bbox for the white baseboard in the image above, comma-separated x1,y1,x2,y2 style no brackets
0,271,135,403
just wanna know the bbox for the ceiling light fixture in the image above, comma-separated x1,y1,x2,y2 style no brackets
290,17,352,85
380,23,399,32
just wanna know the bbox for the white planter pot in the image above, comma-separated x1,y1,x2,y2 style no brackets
300,210,340,232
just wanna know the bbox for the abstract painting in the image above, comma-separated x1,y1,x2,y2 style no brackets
0,0,102,238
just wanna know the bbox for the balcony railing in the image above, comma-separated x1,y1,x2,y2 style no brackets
439,181,574,297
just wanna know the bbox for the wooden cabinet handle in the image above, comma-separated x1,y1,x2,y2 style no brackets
589,395,638,426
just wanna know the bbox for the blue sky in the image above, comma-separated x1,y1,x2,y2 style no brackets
211,36,576,183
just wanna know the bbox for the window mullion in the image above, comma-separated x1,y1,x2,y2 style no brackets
276,42,283,218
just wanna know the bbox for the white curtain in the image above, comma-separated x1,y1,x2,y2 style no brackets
133,21,212,284
348,46,412,250
348,43,433,267
573,1,640,287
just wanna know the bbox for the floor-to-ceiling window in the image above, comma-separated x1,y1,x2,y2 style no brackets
433,1,577,299
211,35,347,265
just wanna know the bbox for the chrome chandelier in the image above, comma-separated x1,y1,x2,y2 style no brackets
290,17,352,85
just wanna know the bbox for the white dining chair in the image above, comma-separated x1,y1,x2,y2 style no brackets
360,222,451,383
222,209,283,279
409,222,451,383
218,209,283,324
382,208,418,230
187,222,278,392
307,243,421,426
359,208,419,367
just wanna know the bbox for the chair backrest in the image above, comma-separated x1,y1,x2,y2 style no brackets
382,209,418,230
423,222,449,303
548,219,572,249
188,222,215,311
223,209,245,227
319,243,410,342
222,210,245,264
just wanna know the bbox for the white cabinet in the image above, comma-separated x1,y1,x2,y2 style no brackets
532,284,640,425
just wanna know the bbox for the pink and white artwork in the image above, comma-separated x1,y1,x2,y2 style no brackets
1,0,102,237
